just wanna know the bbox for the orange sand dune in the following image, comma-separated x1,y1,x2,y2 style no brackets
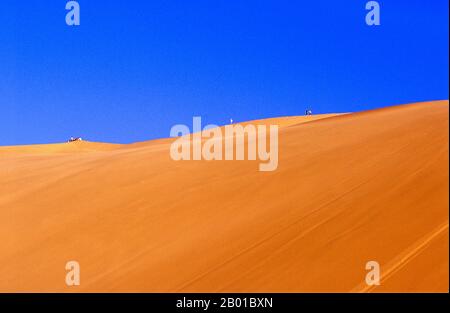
0,141,122,154
0,101,448,292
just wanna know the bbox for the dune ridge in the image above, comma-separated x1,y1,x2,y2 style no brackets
0,100,448,292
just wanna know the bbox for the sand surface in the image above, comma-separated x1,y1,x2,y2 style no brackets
0,101,448,292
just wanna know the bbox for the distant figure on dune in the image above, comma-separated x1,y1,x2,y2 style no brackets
305,109,313,116
68,137,82,143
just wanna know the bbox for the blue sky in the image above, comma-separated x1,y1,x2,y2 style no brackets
0,0,448,145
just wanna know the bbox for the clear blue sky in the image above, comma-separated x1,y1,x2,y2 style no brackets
0,0,448,145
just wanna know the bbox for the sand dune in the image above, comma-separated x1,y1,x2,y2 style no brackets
0,100,448,292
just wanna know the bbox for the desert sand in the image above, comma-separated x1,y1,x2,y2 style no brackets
0,100,448,292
